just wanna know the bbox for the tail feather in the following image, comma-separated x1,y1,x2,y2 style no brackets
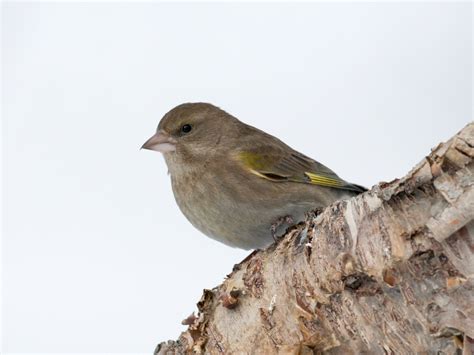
342,182,368,194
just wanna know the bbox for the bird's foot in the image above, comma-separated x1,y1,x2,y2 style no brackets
304,207,324,221
271,215,294,242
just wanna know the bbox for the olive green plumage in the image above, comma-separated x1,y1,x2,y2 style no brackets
142,103,365,250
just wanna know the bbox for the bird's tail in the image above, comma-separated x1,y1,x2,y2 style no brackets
341,182,368,194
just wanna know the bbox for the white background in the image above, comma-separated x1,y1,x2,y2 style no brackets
2,2,472,353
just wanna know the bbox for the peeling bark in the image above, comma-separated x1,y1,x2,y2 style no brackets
156,123,474,354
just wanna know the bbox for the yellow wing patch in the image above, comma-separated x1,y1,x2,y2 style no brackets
237,151,269,170
237,152,289,181
305,172,344,187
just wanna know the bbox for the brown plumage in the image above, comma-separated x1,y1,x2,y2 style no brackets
142,103,365,249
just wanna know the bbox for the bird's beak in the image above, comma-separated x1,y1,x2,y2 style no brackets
141,130,177,153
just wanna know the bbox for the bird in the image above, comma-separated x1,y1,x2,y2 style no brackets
142,103,366,250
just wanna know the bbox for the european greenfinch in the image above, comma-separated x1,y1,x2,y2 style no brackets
142,103,365,250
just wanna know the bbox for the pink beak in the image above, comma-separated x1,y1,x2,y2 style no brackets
141,130,177,153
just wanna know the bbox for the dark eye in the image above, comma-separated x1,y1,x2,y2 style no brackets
181,124,192,134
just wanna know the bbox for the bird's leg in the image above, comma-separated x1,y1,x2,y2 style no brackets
270,215,294,242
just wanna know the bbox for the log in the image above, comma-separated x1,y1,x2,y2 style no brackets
156,123,474,354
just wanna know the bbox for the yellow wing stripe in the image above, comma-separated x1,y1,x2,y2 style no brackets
237,152,268,170
305,172,344,187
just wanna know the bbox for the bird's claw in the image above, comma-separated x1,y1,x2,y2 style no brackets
270,215,294,242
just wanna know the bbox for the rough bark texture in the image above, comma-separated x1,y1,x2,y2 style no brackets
157,123,474,354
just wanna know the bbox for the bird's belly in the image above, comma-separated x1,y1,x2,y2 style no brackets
180,199,308,249
171,176,318,249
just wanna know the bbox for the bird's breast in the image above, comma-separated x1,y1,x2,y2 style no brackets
169,168,278,248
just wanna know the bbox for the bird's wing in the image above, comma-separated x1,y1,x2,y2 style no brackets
236,146,366,193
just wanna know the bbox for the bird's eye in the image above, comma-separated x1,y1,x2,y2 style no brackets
181,124,192,134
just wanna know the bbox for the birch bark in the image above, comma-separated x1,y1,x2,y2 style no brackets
157,123,474,354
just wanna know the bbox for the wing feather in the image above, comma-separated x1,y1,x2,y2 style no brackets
236,149,365,193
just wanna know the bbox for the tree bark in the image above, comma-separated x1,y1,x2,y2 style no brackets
156,123,474,354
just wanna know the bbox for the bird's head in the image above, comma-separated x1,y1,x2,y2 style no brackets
142,103,240,173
